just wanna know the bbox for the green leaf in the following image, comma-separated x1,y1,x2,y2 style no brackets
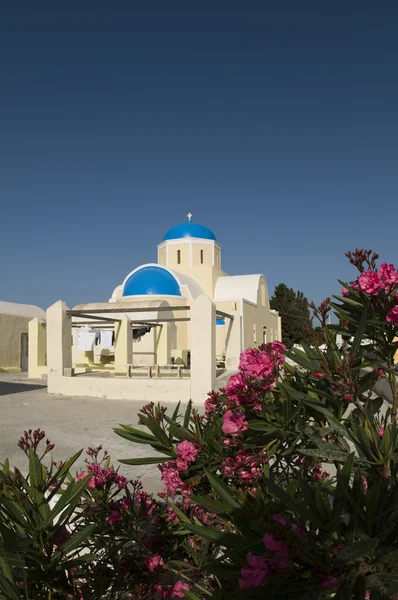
40,474,91,530
118,456,170,465
54,524,96,557
28,448,44,504
205,470,240,508
336,538,378,565
247,420,279,432
352,305,368,354
188,494,234,514
181,522,243,547
263,478,316,522
47,449,83,490
172,401,181,421
300,441,350,463
183,400,192,429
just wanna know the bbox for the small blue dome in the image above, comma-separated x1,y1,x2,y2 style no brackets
216,318,225,326
122,266,181,297
163,222,216,241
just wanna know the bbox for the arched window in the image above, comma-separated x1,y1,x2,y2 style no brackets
200,249,204,264
177,249,181,264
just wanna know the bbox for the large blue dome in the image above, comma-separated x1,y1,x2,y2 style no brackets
122,266,181,297
163,222,216,241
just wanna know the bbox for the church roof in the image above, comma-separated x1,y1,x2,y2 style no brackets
0,301,45,319
122,265,182,297
163,221,216,242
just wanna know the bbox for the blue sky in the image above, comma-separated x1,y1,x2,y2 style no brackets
1,1,397,310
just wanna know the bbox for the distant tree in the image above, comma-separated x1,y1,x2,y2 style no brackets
270,283,312,348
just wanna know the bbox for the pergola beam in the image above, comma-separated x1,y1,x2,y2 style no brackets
68,306,190,315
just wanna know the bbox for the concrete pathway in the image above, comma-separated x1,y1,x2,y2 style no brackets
0,373,181,493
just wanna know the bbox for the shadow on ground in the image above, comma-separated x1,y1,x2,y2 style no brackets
0,381,47,396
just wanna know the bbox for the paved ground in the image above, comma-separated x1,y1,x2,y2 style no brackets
0,373,182,493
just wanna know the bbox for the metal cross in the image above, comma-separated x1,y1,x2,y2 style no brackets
187,212,192,222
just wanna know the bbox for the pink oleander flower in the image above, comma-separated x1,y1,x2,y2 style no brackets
159,462,183,495
107,510,121,525
342,287,349,297
53,526,71,548
386,306,398,325
121,497,131,510
171,581,190,598
379,426,384,437
272,513,288,526
176,440,198,463
378,262,398,286
358,270,383,296
239,553,268,589
263,533,289,555
222,410,248,436
239,348,275,379
145,554,164,572
136,490,156,518
176,457,189,470
320,575,341,590
224,372,247,399
312,371,326,378
291,524,305,538
261,341,287,366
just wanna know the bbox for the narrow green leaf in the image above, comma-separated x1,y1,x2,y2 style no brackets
183,400,192,429
181,522,243,547
205,470,240,508
336,538,378,565
54,524,96,557
172,401,181,421
40,474,91,530
188,494,234,513
118,456,170,465
352,305,368,354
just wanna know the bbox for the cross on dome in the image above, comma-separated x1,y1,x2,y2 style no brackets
187,212,192,222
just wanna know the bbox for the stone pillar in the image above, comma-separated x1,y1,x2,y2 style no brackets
46,301,72,377
190,295,216,405
28,318,47,378
114,315,132,376
225,310,242,371
156,324,170,365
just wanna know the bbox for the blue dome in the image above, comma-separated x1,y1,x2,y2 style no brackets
122,266,181,297
163,222,216,241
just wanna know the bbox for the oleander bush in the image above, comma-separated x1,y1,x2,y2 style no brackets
2,249,398,599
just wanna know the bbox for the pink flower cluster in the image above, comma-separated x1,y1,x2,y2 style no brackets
145,554,164,572
239,342,285,380
176,440,198,470
75,463,127,490
221,449,267,485
239,531,290,589
238,514,310,589
159,462,184,495
222,410,248,436
153,581,190,598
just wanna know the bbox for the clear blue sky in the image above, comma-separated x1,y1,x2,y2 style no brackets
1,1,397,310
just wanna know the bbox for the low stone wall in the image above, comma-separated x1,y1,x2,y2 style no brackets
47,374,191,403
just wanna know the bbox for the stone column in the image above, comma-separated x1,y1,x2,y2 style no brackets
114,315,132,376
46,301,72,377
225,310,242,371
190,295,216,405
28,317,47,378
156,324,170,365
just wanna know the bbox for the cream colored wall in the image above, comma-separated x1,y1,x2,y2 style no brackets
28,318,47,378
0,314,29,372
157,240,226,298
242,300,281,349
